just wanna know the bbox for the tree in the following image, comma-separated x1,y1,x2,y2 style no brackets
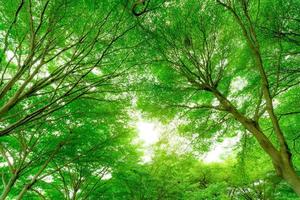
1,0,300,198
135,0,300,195
0,0,137,136
0,96,138,199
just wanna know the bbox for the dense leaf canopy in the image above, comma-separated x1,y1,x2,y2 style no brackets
0,0,299,199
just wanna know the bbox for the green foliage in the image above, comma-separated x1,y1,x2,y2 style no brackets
0,0,299,199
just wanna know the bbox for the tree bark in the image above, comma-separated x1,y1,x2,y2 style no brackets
215,1,300,196
211,88,300,196
274,153,300,196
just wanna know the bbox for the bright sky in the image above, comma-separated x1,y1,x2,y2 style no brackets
133,76,246,164
5,50,18,65
135,119,239,163
136,120,161,163
136,121,161,146
202,136,240,163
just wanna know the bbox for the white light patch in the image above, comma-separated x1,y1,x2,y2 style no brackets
137,121,160,146
273,99,280,108
102,172,112,180
0,162,8,167
35,187,46,195
141,150,153,163
5,152,14,165
92,68,102,76
5,50,14,60
42,175,53,183
202,135,240,163
5,50,18,64
211,98,219,107
136,120,162,163
230,76,248,93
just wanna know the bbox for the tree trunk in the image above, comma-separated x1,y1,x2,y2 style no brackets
211,88,300,196
274,153,300,196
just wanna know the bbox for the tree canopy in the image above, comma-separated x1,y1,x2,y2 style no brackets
0,0,299,199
